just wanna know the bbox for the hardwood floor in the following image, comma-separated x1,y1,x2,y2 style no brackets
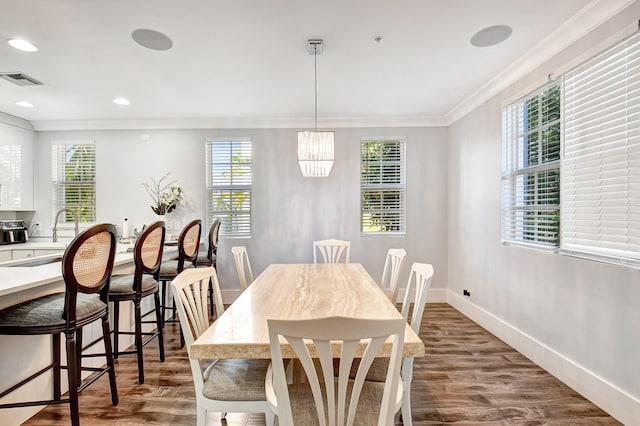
22,304,619,425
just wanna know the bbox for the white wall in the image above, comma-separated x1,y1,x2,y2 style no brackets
33,127,448,299
447,2,640,424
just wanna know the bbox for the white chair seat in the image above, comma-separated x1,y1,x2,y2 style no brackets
276,380,391,426
203,359,271,401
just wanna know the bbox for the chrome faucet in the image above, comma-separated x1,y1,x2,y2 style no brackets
53,208,79,243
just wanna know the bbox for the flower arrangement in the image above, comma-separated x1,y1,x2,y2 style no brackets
143,172,184,215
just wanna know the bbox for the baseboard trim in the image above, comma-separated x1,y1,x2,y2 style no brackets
447,290,640,425
396,287,448,304
221,289,242,304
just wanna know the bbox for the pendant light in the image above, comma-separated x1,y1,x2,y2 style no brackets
298,39,334,177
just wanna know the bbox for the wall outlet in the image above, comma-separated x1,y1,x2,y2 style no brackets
463,289,471,297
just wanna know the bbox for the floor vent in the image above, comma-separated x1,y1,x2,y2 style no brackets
0,72,43,86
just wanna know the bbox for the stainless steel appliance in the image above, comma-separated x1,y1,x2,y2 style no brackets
0,220,28,245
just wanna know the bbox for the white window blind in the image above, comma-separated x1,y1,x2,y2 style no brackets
51,143,96,223
502,82,561,247
361,139,406,233
561,31,640,265
206,139,252,236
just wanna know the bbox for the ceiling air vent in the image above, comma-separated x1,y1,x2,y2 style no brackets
0,72,43,86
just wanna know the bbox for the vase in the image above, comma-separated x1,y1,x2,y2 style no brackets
156,214,166,223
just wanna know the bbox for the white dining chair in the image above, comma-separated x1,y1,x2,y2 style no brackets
266,316,405,426
231,246,254,291
380,248,407,303
366,262,434,426
171,267,274,426
313,239,351,263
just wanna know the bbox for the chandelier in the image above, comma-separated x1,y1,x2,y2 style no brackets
298,39,334,177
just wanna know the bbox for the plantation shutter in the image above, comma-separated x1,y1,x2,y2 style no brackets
501,82,561,247
561,31,640,265
51,143,96,222
361,139,406,233
206,140,252,236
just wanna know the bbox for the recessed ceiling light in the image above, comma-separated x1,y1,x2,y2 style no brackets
470,25,512,47
16,101,34,108
131,29,173,51
113,97,130,106
7,39,38,52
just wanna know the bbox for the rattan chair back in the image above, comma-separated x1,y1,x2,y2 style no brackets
62,223,117,323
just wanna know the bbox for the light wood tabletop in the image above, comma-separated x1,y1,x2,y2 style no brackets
189,263,425,360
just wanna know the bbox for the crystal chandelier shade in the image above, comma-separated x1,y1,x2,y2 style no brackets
297,130,335,176
298,39,334,177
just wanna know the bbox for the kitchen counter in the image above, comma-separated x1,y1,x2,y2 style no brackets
0,241,68,252
0,242,177,309
0,241,178,425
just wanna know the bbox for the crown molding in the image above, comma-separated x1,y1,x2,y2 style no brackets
444,0,636,126
30,115,448,131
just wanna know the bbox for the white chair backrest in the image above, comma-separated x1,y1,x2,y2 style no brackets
231,246,254,291
171,267,224,390
313,239,351,264
267,316,405,426
380,248,406,303
400,263,434,333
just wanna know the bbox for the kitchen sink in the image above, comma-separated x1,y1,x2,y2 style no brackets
7,256,63,267
0,255,62,268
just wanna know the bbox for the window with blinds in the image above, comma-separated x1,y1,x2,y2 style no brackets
361,139,406,233
51,143,96,223
561,31,640,265
501,82,561,247
206,139,252,236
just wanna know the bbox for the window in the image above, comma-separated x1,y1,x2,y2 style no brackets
561,31,640,265
501,82,561,247
206,139,252,236
361,139,406,233
52,143,96,223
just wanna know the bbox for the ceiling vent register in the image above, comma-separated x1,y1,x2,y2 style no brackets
0,72,43,86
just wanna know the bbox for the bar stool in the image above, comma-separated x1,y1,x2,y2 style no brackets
109,220,165,385
158,220,201,344
0,224,119,426
196,219,221,317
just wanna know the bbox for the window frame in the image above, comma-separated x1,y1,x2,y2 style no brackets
360,138,407,235
205,138,252,237
501,81,562,249
51,142,96,225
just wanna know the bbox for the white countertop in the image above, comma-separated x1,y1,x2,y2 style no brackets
0,241,69,252
0,243,177,301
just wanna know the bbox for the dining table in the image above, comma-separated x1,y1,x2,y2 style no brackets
189,262,425,425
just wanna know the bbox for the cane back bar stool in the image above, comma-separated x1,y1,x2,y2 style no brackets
196,218,221,316
0,223,119,426
109,220,165,384
158,219,201,345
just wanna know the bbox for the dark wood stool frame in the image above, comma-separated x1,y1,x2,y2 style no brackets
0,223,119,426
159,219,201,346
109,220,166,385
196,218,221,316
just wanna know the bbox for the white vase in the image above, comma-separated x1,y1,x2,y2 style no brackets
156,214,166,223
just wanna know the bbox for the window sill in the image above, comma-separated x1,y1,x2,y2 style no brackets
501,240,558,254
361,232,406,237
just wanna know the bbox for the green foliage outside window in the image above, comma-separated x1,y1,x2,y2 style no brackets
361,140,405,233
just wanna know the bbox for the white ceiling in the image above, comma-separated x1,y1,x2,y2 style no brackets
0,0,631,130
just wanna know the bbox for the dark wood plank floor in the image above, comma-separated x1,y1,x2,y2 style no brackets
22,304,619,425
